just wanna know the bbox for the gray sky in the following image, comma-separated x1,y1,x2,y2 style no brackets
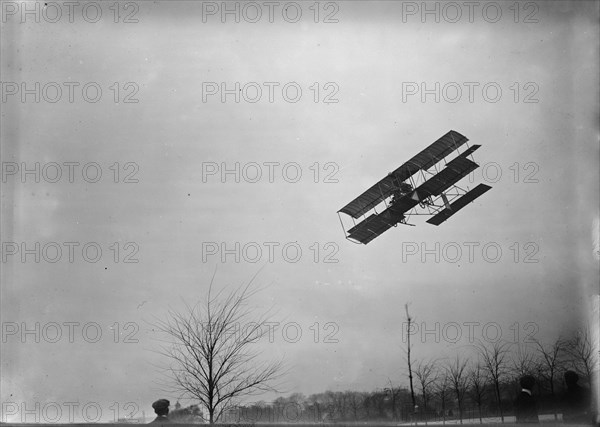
1,0,599,423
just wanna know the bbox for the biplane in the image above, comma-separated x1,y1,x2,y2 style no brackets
337,130,492,245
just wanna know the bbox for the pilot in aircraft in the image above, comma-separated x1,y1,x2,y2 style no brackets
390,181,413,206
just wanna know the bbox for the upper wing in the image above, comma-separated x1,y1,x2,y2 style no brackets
399,129,470,175
339,130,469,219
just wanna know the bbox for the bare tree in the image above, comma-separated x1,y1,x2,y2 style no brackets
434,371,451,424
474,340,511,423
534,337,565,419
328,391,346,420
153,278,284,423
307,392,332,422
414,359,438,423
384,379,402,421
446,355,469,424
468,362,487,424
564,327,596,385
511,343,537,378
345,391,364,421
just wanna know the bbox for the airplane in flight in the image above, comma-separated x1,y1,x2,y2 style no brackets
337,130,492,245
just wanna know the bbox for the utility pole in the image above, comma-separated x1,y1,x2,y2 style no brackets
405,304,416,411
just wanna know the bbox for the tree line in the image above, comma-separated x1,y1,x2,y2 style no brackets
154,283,596,424
221,329,595,423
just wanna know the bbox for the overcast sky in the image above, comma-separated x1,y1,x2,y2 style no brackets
1,0,599,423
